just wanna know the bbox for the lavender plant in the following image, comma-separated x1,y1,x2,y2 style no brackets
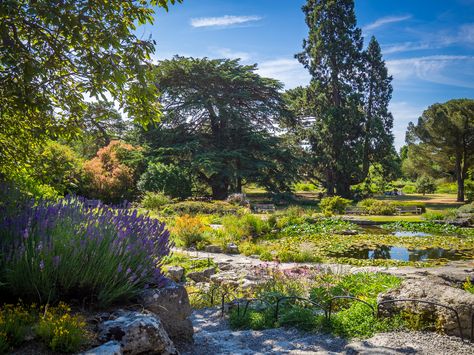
0,197,171,306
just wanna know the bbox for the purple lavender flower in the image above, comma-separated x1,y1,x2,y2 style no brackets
39,260,45,271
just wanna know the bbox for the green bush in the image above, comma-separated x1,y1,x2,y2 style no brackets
402,184,416,194
36,303,87,353
416,176,437,195
140,191,172,209
319,196,351,215
357,199,396,215
457,202,474,214
138,162,192,199
436,182,457,194
222,214,270,239
162,201,241,215
294,182,319,192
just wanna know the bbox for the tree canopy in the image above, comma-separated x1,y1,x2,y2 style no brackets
140,56,297,199
0,0,180,178
291,0,394,197
406,99,474,201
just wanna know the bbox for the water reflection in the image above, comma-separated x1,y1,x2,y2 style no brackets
333,246,469,261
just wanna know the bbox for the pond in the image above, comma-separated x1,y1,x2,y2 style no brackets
330,245,471,262
359,225,431,237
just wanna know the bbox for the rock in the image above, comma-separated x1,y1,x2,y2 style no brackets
217,261,232,271
210,271,241,287
204,245,223,253
98,311,177,355
82,341,122,355
187,267,215,282
139,281,194,343
166,266,184,282
225,243,239,254
378,277,474,338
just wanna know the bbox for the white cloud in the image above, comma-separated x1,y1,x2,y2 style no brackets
257,58,310,89
386,55,474,88
214,48,251,61
389,102,425,150
190,15,262,28
383,42,432,55
363,15,412,31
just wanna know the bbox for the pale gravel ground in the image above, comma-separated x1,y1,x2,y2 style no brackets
181,308,474,355
177,250,474,354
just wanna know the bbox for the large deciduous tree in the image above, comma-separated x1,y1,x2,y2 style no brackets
0,0,180,178
406,99,474,202
293,0,394,198
142,56,296,199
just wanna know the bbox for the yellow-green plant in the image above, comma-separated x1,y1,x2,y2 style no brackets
173,214,208,247
36,303,87,353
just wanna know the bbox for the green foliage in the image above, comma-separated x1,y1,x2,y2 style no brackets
281,218,357,236
402,184,416,194
463,278,474,294
293,2,394,197
36,303,87,353
222,214,270,239
457,201,474,214
319,196,352,214
138,162,192,199
294,182,319,191
0,0,181,178
416,176,437,195
0,303,36,349
161,201,241,215
357,199,396,215
140,192,172,210
143,56,296,199
406,99,474,201
30,141,83,196
163,253,216,275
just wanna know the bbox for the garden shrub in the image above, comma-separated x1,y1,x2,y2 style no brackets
357,199,396,215
294,182,318,192
82,140,144,204
463,278,474,294
402,184,416,194
140,191,172,209
138,162,192,199
415,175,436,195
172,215,208,247
319,196,351,215
162,201,241,215
0,197,171,306
436,181,457,194
0,303,36,350
36,303,87,353
222,214,270,239
457,201,474,214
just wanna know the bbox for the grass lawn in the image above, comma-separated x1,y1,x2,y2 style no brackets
374,193,463,211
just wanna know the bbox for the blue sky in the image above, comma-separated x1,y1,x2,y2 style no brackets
141,0,474,150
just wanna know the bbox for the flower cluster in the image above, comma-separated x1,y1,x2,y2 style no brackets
0,196,172,306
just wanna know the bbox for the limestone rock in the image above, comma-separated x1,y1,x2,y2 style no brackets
139,281,194,343
187,267,215,282
204,245,223,253
378,277,474,338
166,266,184,282
98,311,177,355
225,243,239,254
82,341,123,355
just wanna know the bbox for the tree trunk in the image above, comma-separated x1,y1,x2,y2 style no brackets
210,176,229,200
455,152,465,202
335,180,352,199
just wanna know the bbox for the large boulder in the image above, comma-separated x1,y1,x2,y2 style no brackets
139,281,194,343
378,277,474,338
82,341,122,355
98,311,177,355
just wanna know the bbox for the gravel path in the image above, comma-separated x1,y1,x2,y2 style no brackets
181,308,474,355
